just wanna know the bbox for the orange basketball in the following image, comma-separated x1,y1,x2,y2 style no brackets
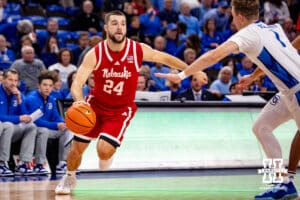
65,103,96,135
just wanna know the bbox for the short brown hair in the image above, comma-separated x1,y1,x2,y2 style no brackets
104,10,126,24
231,0,259,20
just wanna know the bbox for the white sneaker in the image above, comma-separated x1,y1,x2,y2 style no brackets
55,174,77,195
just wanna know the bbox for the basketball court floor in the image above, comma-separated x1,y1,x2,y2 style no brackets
1,169,300,200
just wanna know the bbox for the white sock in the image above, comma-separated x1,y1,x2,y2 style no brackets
99,157,113,171
66,170,76,176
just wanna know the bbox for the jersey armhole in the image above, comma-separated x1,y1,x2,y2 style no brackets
94,43,102,70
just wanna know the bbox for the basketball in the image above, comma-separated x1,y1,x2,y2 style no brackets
65,103,96,135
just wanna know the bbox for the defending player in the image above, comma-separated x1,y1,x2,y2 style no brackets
155,1,300,199
55,10,207,195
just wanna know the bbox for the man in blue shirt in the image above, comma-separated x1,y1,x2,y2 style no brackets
0,69,37,176
25,71,72,174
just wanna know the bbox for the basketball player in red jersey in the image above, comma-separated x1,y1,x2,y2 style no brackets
55,10,207,194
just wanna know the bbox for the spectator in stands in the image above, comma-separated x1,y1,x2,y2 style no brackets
139,64,151,80
223,20,238,40
157,0,179,26
176,21,187,44
237,56,255,79
77,35,102,66
203,0,230,32
0,0,8,24
48,48,77,90
72,32,89,65
102,0,126,13
25,71,72,174
176,71,218,101
175,34,201,61
164,23,178,55
127,16,145,42
178,2,201,36
183,48,196,65
60,0,75,8
37,19,61,50
136,73,149,91
222,56,239,83
0,69,38,176
41,36,59,68
282,17,297,42
50,70,65,100
65,70,77,99
190,0,213,29
209,66,232,96
229,82,243,95
153,35,166,52
201,18,224,53
131,0,150,15
14,19,35,51
123,2,136,24
70,0,101,33
0,35,15,70
140,6,162,39
17,35,41,59
263,0,290,25
165,69,185,100
149,62,170,91
82,73,94,97
249,77,264,92
10,46,46,93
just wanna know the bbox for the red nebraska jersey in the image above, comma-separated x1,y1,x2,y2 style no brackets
88,38,143,113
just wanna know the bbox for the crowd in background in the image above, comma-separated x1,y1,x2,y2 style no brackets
0,0,299,176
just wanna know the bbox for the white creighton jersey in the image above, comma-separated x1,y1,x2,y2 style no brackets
228,21,300,92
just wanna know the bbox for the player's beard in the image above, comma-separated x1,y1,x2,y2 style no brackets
108,32,126,44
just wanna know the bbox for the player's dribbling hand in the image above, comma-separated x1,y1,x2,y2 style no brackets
154,73,181,83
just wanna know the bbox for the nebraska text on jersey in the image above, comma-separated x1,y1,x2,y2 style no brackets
102,67,132,79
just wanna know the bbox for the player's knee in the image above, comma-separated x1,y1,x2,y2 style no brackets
98,148,114,160
252,120,273,138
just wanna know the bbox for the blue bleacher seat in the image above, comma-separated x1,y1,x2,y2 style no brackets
6,15,22,23
35,29,47,35
48,17,70,26
47,5,66,17
47,5,65,12
6,3,21,15
57,30,72,42
66,43,79,50
25,16,47,27
71,31,82,42
65,7,79,16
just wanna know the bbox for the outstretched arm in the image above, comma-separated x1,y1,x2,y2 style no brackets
155,41,239,83
71,49,97,102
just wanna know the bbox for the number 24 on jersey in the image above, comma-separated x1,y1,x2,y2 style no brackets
103,80,124,96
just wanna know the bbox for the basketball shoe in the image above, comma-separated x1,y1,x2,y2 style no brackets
33,164,49,175
0,164,14,177
56,162,67,174
55,174,77,195
254,181,298,200
15,163,34,176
